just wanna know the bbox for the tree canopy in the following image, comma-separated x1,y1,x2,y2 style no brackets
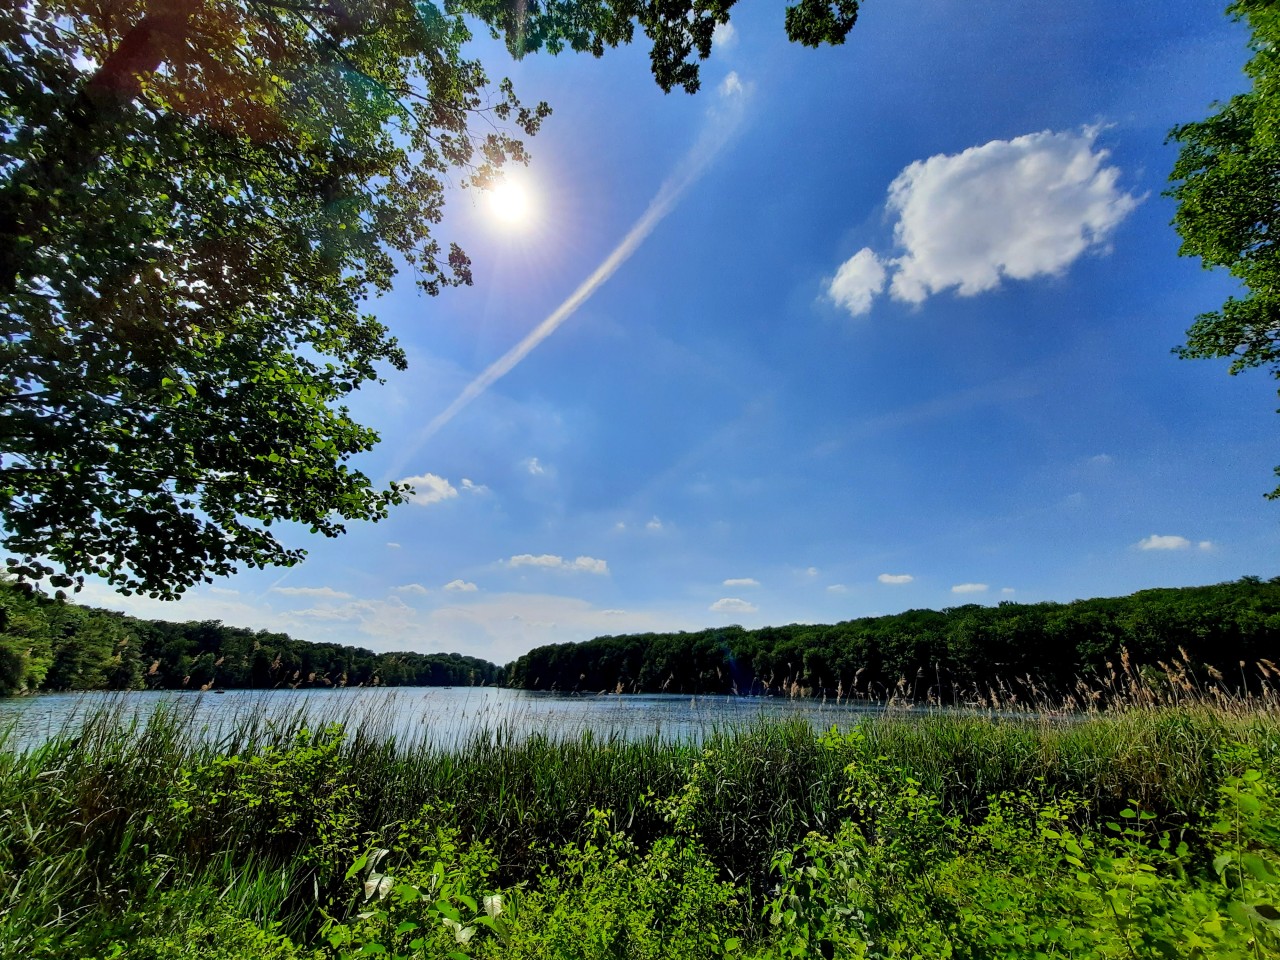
1168,0,1280,497
0,0,861,599
505,577,1280,700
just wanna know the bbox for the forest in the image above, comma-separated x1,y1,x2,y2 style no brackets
505,577,1280,701
0,579,502,694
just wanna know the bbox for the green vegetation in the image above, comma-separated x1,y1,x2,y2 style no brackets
1,693,1279,958
0,578,500,695
507,577,1280,701
1169,0,1280,497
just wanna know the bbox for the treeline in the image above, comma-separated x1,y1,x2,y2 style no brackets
0,580,502,694
505,578,1280,699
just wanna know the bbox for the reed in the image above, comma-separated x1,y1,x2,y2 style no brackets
1,673,1277,957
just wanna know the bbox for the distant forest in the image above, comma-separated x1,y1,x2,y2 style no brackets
506,578,1280,700
0,580,502,695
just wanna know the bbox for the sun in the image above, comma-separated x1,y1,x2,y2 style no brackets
486,178,533,226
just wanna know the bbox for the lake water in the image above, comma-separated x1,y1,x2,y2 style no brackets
0,687,900,751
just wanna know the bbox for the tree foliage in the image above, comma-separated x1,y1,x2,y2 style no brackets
0,0,861,600
0,576,501,693
1168,0,1280,496
506,577,1280,698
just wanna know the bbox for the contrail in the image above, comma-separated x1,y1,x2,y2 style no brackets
386,79,748,480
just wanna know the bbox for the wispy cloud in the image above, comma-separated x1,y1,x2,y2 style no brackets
508,554,609,575
524,457,547,476
828,128,1141,316
395,583,430,595
1137,534,1191,551
878,573,914,585
711,597,757,614
444,579,479,592
951,583,989,594
827,584,848,593
712,21,736,52
271,586,352,600
723,577,760,587
646,516,664,531
384,74,750,462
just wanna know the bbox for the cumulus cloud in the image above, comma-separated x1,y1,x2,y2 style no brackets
951,583,989,594
271,586,352,600
444,579,479,593
878,573,914,585
712,21,736,51
723,577,760,588
508,554,609,575
828,128,1141,316
719,71,743,97
711,597,758,614
827,248,887,317
400,473,458,505
395,583,430,595
1137,534,1191,551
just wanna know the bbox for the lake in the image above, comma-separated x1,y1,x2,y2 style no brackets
0,686,899,751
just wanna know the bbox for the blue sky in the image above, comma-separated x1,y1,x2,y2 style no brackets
87,0,1280,664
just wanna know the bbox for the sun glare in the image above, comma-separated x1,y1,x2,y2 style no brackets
486,178,533,226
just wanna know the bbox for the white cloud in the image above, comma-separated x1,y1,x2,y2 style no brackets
461,478,490,495
386,542,402,549
401,472,458,505
712,21,736,51
508,554,609,575
208,586,240,596
1089,453,1114,466
614,521,627,532
395,583,430,595
711,597,758,614
832,128,1141,314
271,586,352,600
646,516,664,532
878,573,914,585
827,248,887,317
1137,534,1191,551
444,579,479,593
723,578,760,588
805,567,820,577
719,71,743,98
1199,540,1215,552
525,457,546,476
1002,587,1016,595
827,584,848,593
951,583,989,594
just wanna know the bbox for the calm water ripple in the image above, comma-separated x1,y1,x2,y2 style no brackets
0,687,900,751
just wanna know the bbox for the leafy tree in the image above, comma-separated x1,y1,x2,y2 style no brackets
1168,0,1280,497
0,0,861,600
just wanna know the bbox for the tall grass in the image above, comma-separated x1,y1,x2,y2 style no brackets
1,676,1278,957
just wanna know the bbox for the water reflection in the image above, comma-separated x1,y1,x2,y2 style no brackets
0,686,896,751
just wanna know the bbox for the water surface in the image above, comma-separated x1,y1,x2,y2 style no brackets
0,686,898,751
